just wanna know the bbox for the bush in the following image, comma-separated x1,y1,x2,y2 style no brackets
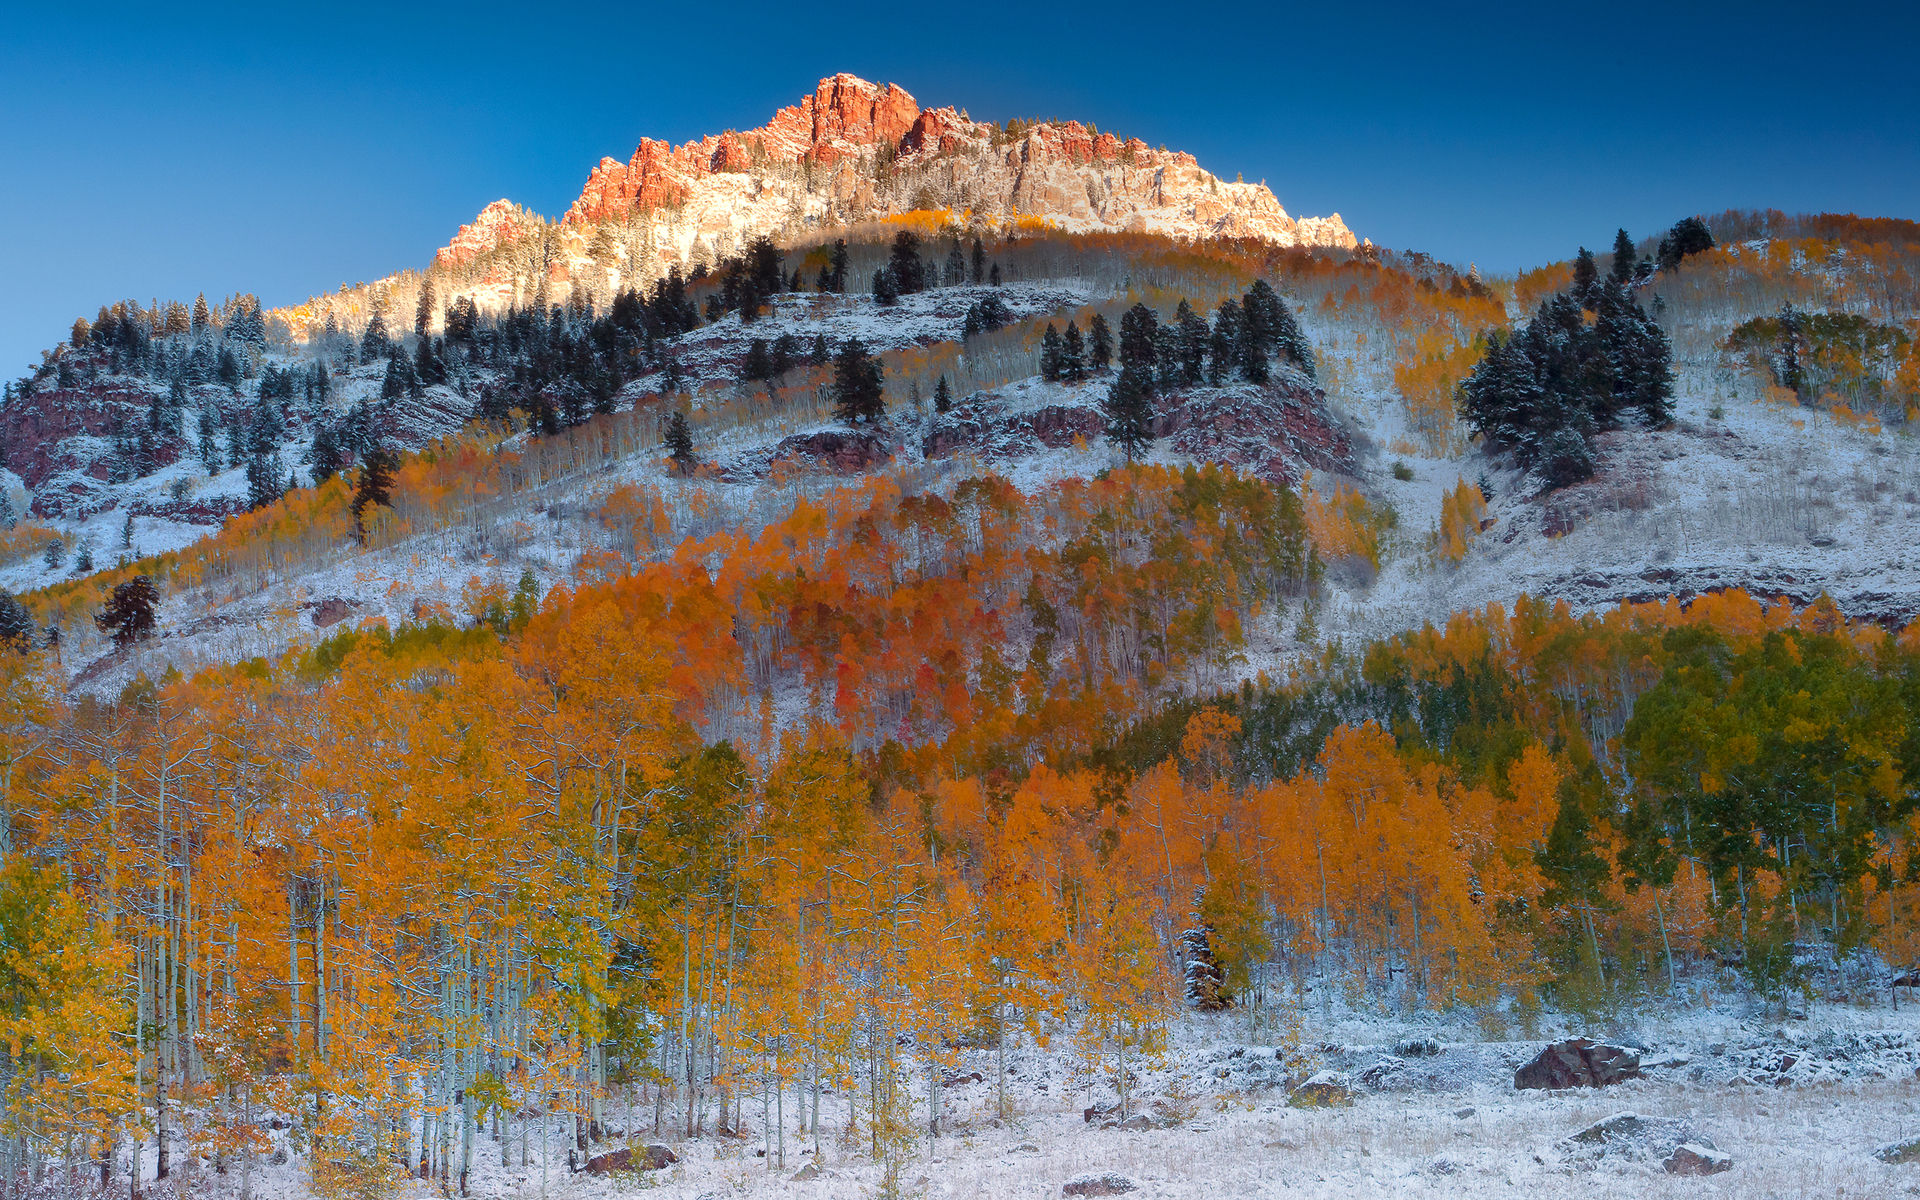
1391,460,1415,481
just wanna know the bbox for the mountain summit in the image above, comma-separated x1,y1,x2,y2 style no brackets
431,74,1355,306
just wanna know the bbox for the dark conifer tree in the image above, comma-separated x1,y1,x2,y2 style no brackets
1039,323,1063,382
1174,300,1209,384
970,237,986,284
743,338,773,382
361,312,391,363
245,450,284,510
989,262,1002,287
0,591,35,652
872,267,901,307
831,338,886,424
810,334,831,368
1118,303,1159,371
934,374,953,414
1656,216,1714,272
306,422,346,485
663,410,695,475
1209,299,1242,384
1609,229,1638,287
351,444,397,542
197,403,220,472
191,293,210,334
1572,248,1598,309
1105,365,1155,462
888,231,925,295
95,575,159,647
944,240,966,287
1062,321,1086,382
1088,313,1113,372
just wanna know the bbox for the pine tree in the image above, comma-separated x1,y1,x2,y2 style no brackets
1608,228,1637,287
1656,216,1714,272
832,338,886,424
663,410,695,475
888,231,925,295
1088,313,1113,372
73,541,93,573
94,575,159,646
1062,321,1086,382
743,339,773,382
191,292,210,334
829,239,849,293
934,375,953,414
1039,323,1063,382
0,590,33,650
1209,299,1242,384
811,334,831,367
361,312,391,363
1104,365,1156,462
944,241,966,288
989,262,1002,287
1118,304,1159,371
351,444,397,542
305,421,346,485
245,451,284,510
1572,247,1598,309
873,268,900,307
971,237,986,284
42,539,64,571
1174,300,1209,385
197,403,220,472
0,487,13,530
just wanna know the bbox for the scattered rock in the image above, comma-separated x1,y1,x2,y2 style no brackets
1062,1172,1137,1196
584,1144,677,1174
942,1069,984,1088
1514,1038,1643,1089
1454,1106,1476,1119
1014,1143,1041,1153
1116,1114,1154,1131
310,596,360,628
1357,1056,1405,1089
772,429,892,474
1665,1143,1733,1175
789,1162,819,1181
1083,1100,1118,1124
1288,1070,1353,1109
1876,1135,1920,1164
1427,1154,1461,1175
1560,1112,1707,1166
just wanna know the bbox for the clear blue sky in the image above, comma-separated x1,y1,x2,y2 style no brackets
2,0,1914,376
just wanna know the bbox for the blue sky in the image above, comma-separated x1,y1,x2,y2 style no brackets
2,0,1914,376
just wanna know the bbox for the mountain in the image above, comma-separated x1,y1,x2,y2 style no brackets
418,73,1356,319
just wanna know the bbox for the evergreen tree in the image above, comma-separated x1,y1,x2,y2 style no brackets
663,410,695,476
1062,320,1086,382
361,312,392,363
94,575,159,647
1572,247,1598,309
1656,216,1714,272
1088,313,1113,372
970,237,986,284
197,403,220,471
872,267,901,307
414,334,443,386
245,451,285,510
0,488,13,530
989,262,1002,288
1039,323,1063,382
1609,228,1638,287
1118,303,1159,370
73,541,93,573
829,239,849,293
944,240,966,287
1104,365,1156,462
305,421,346,485
215,346,240,390
42,539,64,571
888,231,926,295
962,305,983,342
351,444,397,542
0,591,34,651
831,338,886,424
934,374,953,414
743,339,773,382
191,292,210,334
1209,299,1243,384
810,334,831,367
1174,300,1209,385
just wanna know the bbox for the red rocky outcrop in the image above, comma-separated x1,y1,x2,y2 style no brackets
774,429,893,473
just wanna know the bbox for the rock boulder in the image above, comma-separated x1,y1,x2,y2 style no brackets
1514,1038,1642,1089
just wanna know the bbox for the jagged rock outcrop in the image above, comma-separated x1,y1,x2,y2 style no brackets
435,200,546,267
420,74,1357,319
1514,1038,1643,1090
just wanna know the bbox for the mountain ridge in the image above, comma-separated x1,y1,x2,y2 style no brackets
416,73,1355,320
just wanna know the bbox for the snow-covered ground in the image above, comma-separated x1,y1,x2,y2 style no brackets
118,997,1920,1200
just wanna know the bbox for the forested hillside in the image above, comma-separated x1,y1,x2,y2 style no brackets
4,80,1920,1195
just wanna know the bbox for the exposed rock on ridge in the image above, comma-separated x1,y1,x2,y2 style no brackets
422,74,1356,316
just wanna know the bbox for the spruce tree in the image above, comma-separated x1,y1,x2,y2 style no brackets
970,237,986,284
934,375,953,414
1656,216,1714,272
831,338,886,424
1088,313,1113,371
872,267,900,307
0,591,34,651
351,444,397,542
1609,228,1637,287
361,312,391,363
944,240,966,287
1039,323,1063,382
663,410,695,475
245,451,285,510
989,262,1002,288
197,403,220,472
1062,321,1086,382
191,292,210,334
1104,365,1156,462
43,539,64,571
1572,247,1598,309
95,575,159,647
743,339,773,382
1118,303,1159,370
810,334,831,367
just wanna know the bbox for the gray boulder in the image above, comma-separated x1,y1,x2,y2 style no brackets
1875,1135,1920,1164
1288,1070,1353,1109
1062,1172,1137,1196
1560,1112,1708,1166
